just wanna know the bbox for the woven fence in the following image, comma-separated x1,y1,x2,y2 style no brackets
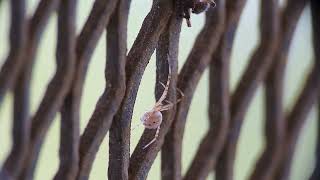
0,0,319,180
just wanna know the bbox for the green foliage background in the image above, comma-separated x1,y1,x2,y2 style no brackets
0,0,317,179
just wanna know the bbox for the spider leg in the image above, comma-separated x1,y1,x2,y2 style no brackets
159,103,174,111
159,85,184,104
164,100,174,105
176,88,185,102
159,85,184,103
177,88,184,97
143,126,160,149
153,101,164,111
161,89,184,106
155,64,171,106
159,82,166,89
158,92,185,112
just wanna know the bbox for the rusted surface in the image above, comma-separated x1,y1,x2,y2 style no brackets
166,1,232,178
216,0,280,179
108,0,174,179
18,0,77,179
182,1,229,179
0,0,28,179
54,0,120,179
0,0,27,105
0,0,59,179
275,66,320,180
273,0,320,179
72,0,130,179
310,1,320,179
128,9,182,180
0,1,317,180
249,0,308,179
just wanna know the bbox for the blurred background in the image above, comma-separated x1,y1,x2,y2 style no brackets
0,0,317,179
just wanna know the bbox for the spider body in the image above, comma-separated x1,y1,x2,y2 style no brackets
141,110,162,129
140,63,184,149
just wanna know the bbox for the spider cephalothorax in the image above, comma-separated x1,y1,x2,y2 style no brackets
178,0,216,27
140,63,184,149
141,110,162,129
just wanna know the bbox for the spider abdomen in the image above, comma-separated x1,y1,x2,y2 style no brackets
141,110,162,129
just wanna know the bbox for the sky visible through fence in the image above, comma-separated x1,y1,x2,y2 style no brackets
0,0,317,180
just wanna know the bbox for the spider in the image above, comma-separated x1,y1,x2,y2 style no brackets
140,64,184,149
178,0,217,27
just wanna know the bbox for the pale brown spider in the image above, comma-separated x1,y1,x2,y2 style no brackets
140,64,184,149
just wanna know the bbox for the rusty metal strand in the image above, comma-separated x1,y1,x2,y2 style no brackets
18,0,77,179
129,10,182,180
249,0,308,179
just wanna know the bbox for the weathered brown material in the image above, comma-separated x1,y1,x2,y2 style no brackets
182,1,228,179
0,0,318,180
273,0,320,179
157,18,182,180
18,0,77,179
53,2,79,180
54,0,120,179
0,0,60,179
72,0,130,179
216,0,280,179
164,1,234,179
108,0,174,179
250,0,308,179
310,1,320,179
128,9,182,180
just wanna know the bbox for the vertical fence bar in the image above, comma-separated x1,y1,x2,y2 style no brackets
18,0,77,178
